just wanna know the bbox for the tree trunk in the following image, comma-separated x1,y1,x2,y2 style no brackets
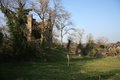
60,29,63,47
41,18,45,49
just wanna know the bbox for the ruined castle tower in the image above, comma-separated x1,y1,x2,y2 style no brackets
26,15,32,41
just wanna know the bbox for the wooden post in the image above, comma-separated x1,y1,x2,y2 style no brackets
67,54,70,66
67,39,71,67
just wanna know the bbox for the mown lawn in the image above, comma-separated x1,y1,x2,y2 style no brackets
0,56,120,80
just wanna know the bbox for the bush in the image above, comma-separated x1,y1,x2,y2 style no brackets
36,47,67,62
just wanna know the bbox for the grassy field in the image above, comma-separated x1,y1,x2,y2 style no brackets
0,56,120,80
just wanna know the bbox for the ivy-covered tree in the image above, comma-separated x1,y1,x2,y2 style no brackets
83,34,94,56
0,0,33,59
0,28,3,47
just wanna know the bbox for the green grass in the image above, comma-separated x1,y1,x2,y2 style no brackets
0,56,120,80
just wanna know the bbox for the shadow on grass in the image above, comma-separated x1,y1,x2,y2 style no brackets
0,56,120,80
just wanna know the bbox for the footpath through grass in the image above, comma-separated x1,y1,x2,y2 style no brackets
0,56,120,80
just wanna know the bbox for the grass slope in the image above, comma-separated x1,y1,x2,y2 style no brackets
0,56,120,80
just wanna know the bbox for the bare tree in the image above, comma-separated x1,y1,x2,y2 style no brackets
73,29,84,44
55,10,74,46
86,34,94,43
31,0,49,48
32,0,62,48
96,37,109,46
